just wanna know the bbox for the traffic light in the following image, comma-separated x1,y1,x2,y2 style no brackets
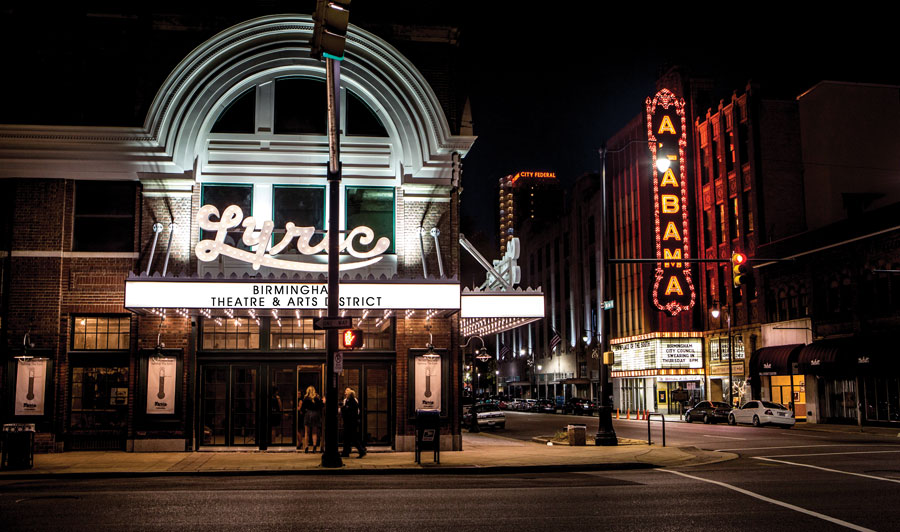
732,251,749,288
340,328,363,349
310,0,352,61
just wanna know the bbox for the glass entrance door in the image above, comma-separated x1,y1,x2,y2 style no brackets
200,364,259,447
269,367,296,446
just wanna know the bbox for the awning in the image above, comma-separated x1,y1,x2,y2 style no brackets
750,344,804,376
505,382,531,387
796,336,895,375
558,378,590,385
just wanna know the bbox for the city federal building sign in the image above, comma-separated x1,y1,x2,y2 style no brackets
646,88,696,316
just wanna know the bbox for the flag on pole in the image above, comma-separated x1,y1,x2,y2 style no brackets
549,331,561,351
499,344,510,360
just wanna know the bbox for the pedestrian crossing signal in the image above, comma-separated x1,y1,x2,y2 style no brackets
341,329,363,349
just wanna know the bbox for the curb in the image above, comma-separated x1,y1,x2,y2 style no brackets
0,461,658,481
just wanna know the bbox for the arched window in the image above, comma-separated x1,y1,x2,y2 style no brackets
211,87,256,134
274,77,327,135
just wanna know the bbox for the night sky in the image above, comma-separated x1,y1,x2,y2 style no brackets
1,3,894,275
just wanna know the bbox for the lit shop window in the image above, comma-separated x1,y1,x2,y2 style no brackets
72,316,131,350
73,182,136,252
346,187,395,253
270,318,324,350
201,318,260,350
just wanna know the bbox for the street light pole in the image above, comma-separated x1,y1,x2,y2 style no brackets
595,144,617,446
321,56,343,468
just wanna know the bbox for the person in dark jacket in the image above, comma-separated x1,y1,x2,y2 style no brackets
300,386,324,453
341,387,366,458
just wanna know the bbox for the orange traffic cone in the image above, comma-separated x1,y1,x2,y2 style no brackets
626,409,630,420
616,409,620,420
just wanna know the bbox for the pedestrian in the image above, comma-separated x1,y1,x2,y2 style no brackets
341,387,366,458
300,386,324,453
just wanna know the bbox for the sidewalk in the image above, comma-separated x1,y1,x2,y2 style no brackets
0,432,735,479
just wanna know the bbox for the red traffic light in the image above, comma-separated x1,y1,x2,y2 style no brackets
732,252,747,265
732,252,749,287
341,329,363,349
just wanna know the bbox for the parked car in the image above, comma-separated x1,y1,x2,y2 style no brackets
563,397,596,415
728,400,795,427
463,403,506,429
684,401,732,424
497,399,509,410
535,399,557,414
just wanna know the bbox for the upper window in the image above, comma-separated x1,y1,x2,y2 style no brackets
346,90,388,137
346,187,395,253
273,186,325,252
73,182,136,252
72,316,131,350
274,77,327,135
201,317,260,350
211,87,256,134
200,185,253,247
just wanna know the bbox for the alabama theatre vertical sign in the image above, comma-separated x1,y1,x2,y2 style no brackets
646,88,696,315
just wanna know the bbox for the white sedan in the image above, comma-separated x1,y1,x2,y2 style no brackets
728,400,795,427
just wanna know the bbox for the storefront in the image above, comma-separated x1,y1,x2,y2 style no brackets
749,344,806,419
797,336,900,425
611,334,705,415
706,334,748,407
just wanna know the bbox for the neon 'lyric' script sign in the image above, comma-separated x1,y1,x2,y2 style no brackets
195,204,391,272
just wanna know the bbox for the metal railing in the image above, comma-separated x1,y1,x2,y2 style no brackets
647,413,666,447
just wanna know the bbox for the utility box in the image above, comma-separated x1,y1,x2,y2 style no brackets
567,424,586,446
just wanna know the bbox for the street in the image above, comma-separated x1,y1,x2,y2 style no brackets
3,415,899,531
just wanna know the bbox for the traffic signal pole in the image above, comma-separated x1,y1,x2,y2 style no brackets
322,56,343,468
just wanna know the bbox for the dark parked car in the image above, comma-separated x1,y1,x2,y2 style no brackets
535,399,557,413
684,401,732,424
564,397,596,415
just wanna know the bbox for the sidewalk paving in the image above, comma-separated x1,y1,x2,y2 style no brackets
0,432,735,479
4,422,894,480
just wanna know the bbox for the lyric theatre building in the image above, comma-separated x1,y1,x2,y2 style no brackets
0,15,541,452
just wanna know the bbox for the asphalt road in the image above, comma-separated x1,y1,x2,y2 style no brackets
2,415,899,531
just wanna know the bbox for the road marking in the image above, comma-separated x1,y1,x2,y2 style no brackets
659,469,875,532
764,450,900,458
755,456,900,484
714,444,894,452
702,434,745,440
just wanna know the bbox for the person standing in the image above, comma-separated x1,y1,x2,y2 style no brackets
300,386,324,453
341,387,366,458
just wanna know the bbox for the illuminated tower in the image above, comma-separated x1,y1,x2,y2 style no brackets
498,171,561,254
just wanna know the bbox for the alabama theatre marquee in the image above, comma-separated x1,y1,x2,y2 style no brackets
0,15,542,453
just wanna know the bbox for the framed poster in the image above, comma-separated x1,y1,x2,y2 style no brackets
15,359,47,416
146,356,177,414
414,355,442,411
407,348,449,419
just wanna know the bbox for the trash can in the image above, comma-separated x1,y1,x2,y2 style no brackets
567,424,586,446
415,409,441,464
2,423,36,470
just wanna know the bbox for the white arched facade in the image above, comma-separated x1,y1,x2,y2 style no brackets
0,14,475,186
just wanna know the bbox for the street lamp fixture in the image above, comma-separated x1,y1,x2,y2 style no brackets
655,157,671,173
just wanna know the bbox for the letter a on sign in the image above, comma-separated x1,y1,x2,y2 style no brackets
662,221,681,241
665,276,684,296
660,168,679,187
658,115,677,135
